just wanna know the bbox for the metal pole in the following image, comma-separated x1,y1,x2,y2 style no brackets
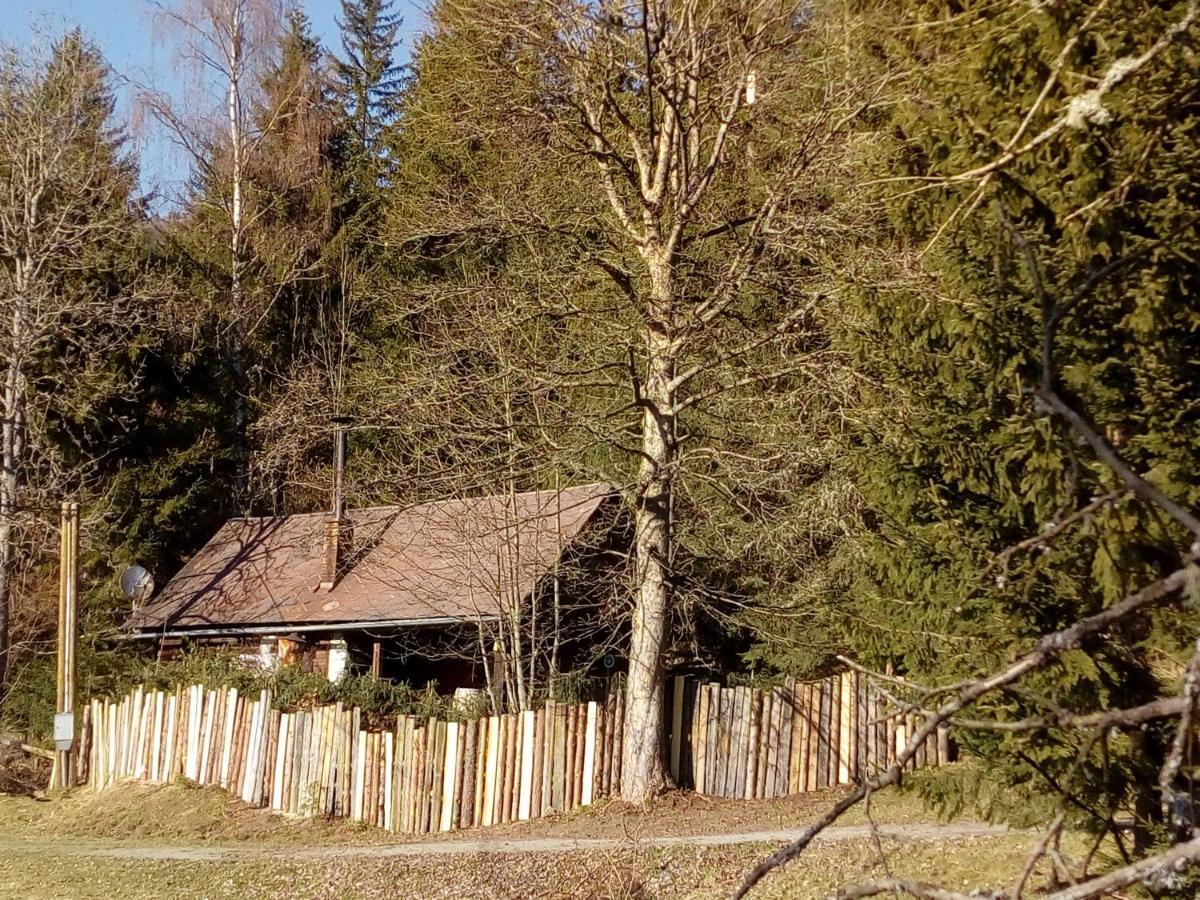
331,420,348,520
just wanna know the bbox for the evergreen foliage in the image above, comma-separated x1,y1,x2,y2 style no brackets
332,0,405,199
0,29,152,698
825,0,1200,837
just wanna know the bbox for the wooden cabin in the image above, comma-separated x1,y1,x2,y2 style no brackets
124,483,626,692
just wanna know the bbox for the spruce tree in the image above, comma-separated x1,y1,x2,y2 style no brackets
250,5,341,305
831,0,1200,839
333,0,405,196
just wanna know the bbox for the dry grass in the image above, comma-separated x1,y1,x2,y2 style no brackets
0,775,1076,898
0,833,1066,899
10,780,376,846
0,778,940,848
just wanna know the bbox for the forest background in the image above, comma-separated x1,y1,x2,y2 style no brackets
1,0,1198,855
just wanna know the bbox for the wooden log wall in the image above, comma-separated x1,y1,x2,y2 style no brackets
80,672,949,830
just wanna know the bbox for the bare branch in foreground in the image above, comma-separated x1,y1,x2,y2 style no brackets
1034,387,1200,540
831,832,1200,900
732,564,1193,898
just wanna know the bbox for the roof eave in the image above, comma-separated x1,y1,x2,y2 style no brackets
122,614,500,640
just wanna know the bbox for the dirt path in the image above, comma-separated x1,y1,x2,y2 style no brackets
0,822,1008,862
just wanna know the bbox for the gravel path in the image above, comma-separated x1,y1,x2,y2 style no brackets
2,822,1008,862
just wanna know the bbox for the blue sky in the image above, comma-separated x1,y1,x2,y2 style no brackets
2,0,427,204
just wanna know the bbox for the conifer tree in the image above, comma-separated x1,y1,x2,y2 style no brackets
0,30,146,698
832,0,1200,837
250,5,341,306
333,0,404,197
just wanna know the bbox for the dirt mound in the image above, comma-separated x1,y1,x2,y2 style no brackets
39,781,378,844
37,780,423,847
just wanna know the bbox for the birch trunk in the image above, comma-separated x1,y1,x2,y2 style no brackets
0,274,26,694
226,0,249,498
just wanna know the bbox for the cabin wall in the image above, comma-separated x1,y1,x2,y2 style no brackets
147,629,489,693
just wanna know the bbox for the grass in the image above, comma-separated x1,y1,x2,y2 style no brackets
0,771,1083,898
0,772,956,849
0,832,1068,899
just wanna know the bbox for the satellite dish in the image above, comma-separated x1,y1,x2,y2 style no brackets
119,565,155,605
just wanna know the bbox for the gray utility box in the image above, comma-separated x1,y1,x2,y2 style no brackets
53,712,75,751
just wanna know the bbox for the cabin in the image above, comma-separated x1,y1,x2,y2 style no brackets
124,483,627,693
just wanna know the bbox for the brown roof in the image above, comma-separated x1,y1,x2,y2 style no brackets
127,483,615,634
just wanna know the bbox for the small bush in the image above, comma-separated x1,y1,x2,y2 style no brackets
97,648,472,724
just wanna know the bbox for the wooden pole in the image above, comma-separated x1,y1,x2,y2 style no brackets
716,687,728,799
482,716,499,827
474,717,489,827
612,689,625,795
552,709,565,812
53,501,79,789
734,686,750,799
451,718,467,830
518,710,535,819
501,714,517,824
937,723,951,766
545,702,560,813
838,673,852,785
788,680,803,795
817,678,831,788
722,688,736,799
757,687,773,799
54,502,68,784
440,721,458,831
694,685,709,795
559,700,574,812
581,702,596,805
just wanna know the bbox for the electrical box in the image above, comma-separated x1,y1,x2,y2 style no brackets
53,712,75,751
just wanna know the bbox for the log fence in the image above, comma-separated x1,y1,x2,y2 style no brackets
78,671,949,830
668,673,951,799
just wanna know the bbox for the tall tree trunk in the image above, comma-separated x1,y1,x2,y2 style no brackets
0,271,27,699
549,470,562,692
227,0,248,500
621,246,676,801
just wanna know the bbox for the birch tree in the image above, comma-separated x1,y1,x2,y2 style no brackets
144,0,284,499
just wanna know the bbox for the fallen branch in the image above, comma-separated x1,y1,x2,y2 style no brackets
0,740,55,761
831,879,974,900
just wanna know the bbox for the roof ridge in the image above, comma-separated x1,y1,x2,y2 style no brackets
226,482,615,524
